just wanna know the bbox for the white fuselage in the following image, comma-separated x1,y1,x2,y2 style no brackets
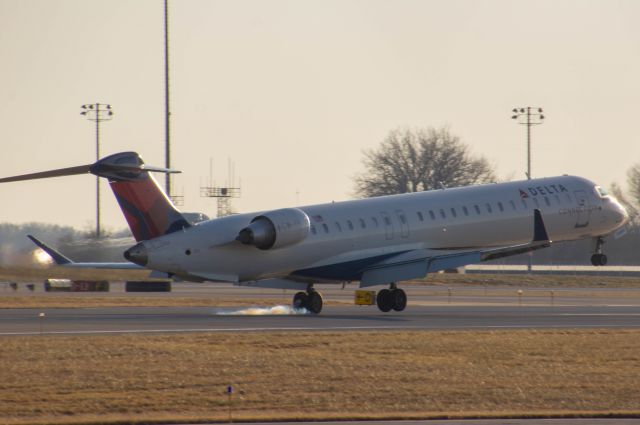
140,175,627,283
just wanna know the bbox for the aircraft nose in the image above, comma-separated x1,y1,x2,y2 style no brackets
124,242,148,266
612,201,629,225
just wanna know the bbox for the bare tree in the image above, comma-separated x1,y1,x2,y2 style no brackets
354,127,496,197
628,163,640,207
610,182,638,226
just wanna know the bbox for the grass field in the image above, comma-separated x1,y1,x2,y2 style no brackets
0,295,339,309
428,272,640,288
1,329,640,424
1,267,639,308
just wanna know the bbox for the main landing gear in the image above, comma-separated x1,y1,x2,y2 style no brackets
591,236,607,266
376,283,407,312
293,286,323,314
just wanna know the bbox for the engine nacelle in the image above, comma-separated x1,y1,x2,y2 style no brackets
236,208,311,250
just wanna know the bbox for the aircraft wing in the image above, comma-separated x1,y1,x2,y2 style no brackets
28,235,145,270
359,209,551,287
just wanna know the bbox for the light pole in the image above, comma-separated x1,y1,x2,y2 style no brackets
511,107,545,180
164,0,172,199
511,106,544,273
80,103,113,239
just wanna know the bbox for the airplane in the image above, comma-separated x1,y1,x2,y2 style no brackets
0,151,628,314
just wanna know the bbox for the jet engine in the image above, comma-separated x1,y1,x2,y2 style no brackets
236,208,311,250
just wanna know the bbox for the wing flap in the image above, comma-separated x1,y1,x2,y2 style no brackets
360,260,429,287
236,278,309,291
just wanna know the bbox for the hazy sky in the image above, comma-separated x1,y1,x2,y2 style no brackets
1,0,640,231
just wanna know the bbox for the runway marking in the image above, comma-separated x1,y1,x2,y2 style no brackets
2,323,640,336
559,313,640,316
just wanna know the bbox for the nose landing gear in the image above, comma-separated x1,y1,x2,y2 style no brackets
376,282,407,312
591,236,607,266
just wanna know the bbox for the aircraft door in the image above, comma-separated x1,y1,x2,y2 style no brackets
395,209,410,238
380,211,394,240
573,190,591,228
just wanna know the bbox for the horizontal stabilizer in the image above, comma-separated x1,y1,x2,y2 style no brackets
0,152,181,185
0,165,91,183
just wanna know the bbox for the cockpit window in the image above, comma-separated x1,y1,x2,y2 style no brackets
595,186,609,198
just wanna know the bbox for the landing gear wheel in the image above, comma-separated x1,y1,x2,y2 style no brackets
377,289,393,312
591,253,607,266
591,237,607,266
391,288,407,312
293,292,308,309
307,291,323,314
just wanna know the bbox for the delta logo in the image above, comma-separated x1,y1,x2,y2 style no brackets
519,184,568,198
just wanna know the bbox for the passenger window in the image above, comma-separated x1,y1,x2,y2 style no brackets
450,207,457,218
522,199,528,209
486,203,493,213
429,210,436,220
335,222,342,232
322,223,329,233
311,225,317,235
371,217,379,227
533,198,540,208
497,202,504,212
359,218,366,229
462,206,469,216
439,209,446,219
474,205,481,215
399,214,406,224
347,220,354,230
554,195,562,204
417,211,424,221
509,200,516,210
544,196,551,207
565,193,572,203
384,216,391,225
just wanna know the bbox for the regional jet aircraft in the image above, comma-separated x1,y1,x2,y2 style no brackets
0,152,628,313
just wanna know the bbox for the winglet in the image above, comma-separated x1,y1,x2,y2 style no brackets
533,209,550,242
27,235,73,265
480,209,551,262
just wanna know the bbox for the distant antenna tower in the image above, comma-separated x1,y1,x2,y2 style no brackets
171,188,184,206
200,158,241,217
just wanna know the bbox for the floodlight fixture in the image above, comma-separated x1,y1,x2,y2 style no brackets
80,103,114,239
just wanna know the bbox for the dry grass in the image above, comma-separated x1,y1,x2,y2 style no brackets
0,296,284,309
1,268,639,308
1,330,640,424
0,296,348,309
3,266,640,288
415,272,640,288
0,266,151,283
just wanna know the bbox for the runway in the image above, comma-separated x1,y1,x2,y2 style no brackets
2,304,640,336
3,282,640,336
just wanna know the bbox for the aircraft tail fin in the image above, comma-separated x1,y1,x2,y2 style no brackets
93,152,190,241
